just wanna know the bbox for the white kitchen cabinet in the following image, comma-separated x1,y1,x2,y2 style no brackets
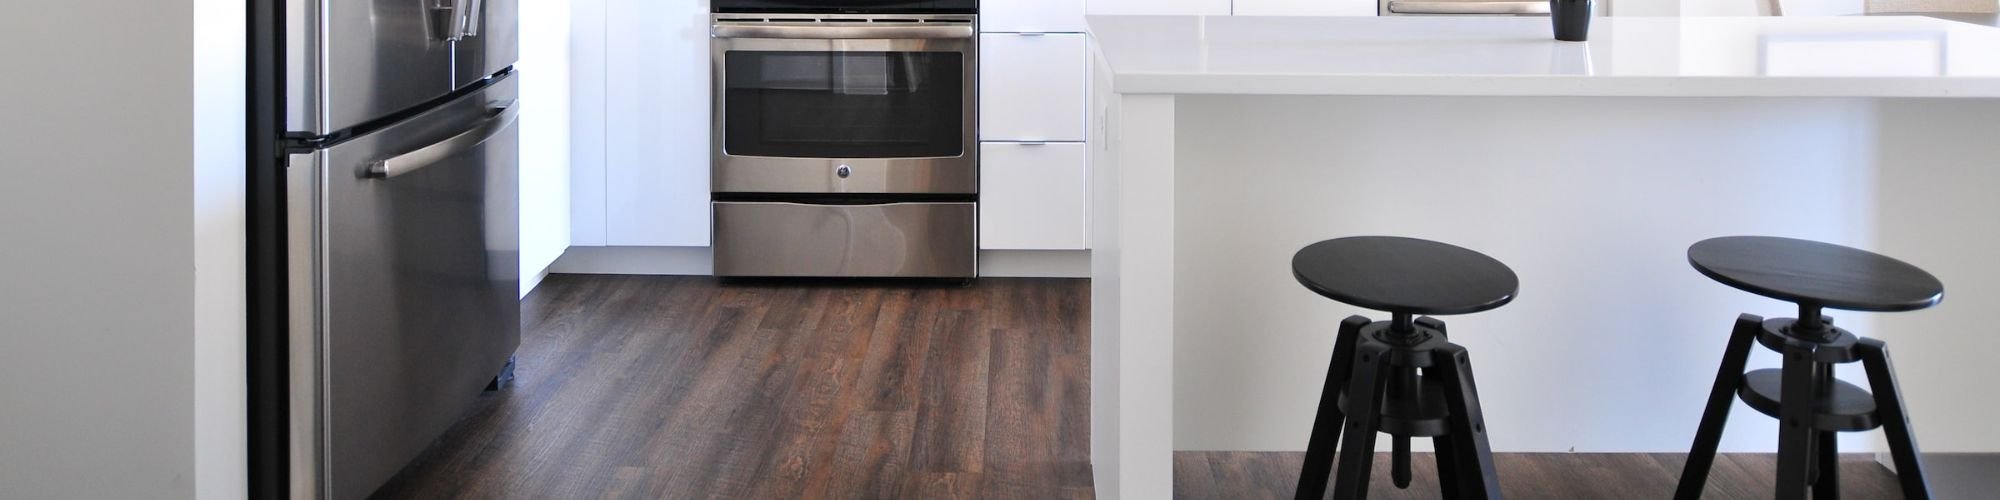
1085,0,1231,15
570,0,607,246
981,142,1087,250
981,0,1086,33
602,0,712,247
980,34,1087,142
1234,0,1380,16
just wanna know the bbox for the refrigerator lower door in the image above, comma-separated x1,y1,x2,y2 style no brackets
288,74,521,500
712,201,978,278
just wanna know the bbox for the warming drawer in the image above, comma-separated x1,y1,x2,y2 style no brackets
712,201,978,278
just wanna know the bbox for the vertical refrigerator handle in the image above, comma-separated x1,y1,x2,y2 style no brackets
462,0,484,37
433,0,473,41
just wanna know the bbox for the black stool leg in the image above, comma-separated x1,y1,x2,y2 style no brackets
1436,343,1501,499
1675,314,1764,500
1392,434,1411,489
1434,435,1460,499
1296,316,1370,500
1775,341,1821,500
1814,431,1839,500
1332,340,1392,500
1857,338,1932,500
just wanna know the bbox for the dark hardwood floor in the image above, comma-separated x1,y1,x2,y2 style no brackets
372,275,1093,499
373,274,1909,500
1177,452,1905,499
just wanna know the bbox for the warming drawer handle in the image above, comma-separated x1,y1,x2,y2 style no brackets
711,24,976,40
364,100,518,180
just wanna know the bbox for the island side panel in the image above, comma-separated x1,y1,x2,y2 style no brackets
1169,95,1888,454
1090,41,1180,500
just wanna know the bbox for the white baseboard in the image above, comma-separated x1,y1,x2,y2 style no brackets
550,246,714,275
548,246,1090,278
978,249,1091,278
520,265,553,298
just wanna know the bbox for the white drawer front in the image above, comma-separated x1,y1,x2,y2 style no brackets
980,34,1087,142
981,142,1087,250
1234,0,1380,16
981,0,1086,33
1086,0,1231,15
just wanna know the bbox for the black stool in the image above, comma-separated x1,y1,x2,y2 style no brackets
1291,236,1516,500
1676,236,1940,500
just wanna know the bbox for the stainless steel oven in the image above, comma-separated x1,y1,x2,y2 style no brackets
710,13,980,278
711,14,977,194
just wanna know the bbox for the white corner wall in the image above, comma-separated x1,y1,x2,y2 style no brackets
522,0,576,297
1,0,247,498
194,0,249,497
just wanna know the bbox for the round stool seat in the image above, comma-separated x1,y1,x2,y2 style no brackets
1292,236,1519,316
1688,236,1943,312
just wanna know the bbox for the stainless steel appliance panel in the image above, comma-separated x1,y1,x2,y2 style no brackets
288,0,465,134
712,156,977,194
291,74,521,500
458,0,521,88
713,201,977,277
285,149,326,500
710,0,979,14
711,16,977,194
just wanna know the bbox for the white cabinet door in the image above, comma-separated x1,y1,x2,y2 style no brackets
980,34,1087,142
1234,0,1379,15
982,0,1086,33
603,0,711,247
981,142,1087,250
1085,0,1231,15
570,0,607,246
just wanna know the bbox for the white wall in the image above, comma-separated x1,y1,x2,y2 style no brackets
522,0,575,296
194,0,248,497
0,0,238,497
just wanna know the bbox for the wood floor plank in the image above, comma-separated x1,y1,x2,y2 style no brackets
817,410,918,499
1175,452,1222,500
856,288,940,411
911,310,990,473
372,277,1093,500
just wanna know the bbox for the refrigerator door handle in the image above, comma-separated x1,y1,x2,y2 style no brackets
364,100,518,179
433,0,473,41
461,0,484,37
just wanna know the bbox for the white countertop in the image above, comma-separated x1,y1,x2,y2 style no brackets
1087,16,2000,97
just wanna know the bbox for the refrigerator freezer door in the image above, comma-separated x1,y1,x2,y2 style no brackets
289,0,460,134
291,73,521,500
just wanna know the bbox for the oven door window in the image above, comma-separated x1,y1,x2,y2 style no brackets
724,50,965,159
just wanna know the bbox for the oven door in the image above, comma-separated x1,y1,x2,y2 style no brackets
711,16,977,194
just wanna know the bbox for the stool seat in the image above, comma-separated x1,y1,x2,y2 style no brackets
1292,236,1519,316
1688,236,1943,312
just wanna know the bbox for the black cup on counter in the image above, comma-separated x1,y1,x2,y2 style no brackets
1552,0,1592,41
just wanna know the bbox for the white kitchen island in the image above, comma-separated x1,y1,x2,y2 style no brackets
1084,15,2000,499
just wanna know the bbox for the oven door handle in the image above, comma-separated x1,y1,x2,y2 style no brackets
711,24,976,40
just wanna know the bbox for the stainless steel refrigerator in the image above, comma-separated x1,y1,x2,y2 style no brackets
256,1,521,498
